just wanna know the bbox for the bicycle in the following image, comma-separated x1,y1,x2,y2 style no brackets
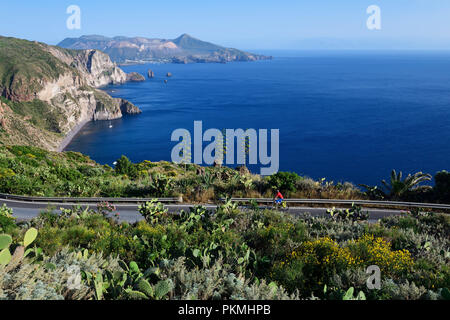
272,199,289,211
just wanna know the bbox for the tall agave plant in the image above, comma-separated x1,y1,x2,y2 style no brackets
381,170,432,200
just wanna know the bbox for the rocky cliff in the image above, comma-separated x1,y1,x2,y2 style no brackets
0,36,141,151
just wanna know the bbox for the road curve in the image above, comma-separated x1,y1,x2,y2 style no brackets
1,198,406,223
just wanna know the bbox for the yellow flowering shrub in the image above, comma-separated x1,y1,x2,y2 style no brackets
346,234,414,274
271,237,352,292
295,237,359,268
0,168,15,179
284,235,413,275
271,234,414,293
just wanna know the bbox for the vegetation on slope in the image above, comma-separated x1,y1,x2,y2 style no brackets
0,37,82,149
0,145,448,204
0,97,66,133
0,201,449,300
0,145,363,201
0,102,64,151
0,36,74,101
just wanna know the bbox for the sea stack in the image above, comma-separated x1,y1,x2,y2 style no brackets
148,69,155,78
126,72,145,82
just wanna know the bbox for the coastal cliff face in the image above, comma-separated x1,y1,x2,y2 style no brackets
0,36,141,151
65,49,128,87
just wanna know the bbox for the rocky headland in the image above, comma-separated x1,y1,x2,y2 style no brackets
0,36,142,151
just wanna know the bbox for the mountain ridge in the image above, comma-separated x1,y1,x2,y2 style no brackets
58,34,272,64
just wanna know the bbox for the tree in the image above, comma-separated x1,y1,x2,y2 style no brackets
381,170,432,200
266,172,300,194
434,170,450,203
115,155,137,178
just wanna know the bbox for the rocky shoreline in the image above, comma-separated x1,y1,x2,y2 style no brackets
57,119,90,152
57,96,141,152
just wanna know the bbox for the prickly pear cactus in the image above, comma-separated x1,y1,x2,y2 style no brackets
154,279,172,299
0,234,12,250
136,278,153,297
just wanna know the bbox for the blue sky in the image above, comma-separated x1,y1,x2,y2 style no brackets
2,0,450,49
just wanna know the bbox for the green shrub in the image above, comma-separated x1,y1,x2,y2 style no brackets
326,204,369,222
0,195,448,300
138,200,169,224
0,204,16,234
266,172,301,194
0,247,121,300
0,168,15,179
115,155,138,178
434,171,450,203
6,145,47,160
52,165,82,181
159,257,298,300
78,165,105,177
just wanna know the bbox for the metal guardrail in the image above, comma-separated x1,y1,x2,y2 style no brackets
220,198,450,211
0,193,183,204
1,193,449,211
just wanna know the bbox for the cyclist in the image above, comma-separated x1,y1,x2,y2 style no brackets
274,189,285,206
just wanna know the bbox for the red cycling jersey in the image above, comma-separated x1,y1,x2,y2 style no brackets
276,192,284,199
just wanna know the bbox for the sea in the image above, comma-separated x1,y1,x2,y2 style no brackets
65,51,450,186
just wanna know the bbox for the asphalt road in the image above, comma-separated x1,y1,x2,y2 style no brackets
1,198,406,223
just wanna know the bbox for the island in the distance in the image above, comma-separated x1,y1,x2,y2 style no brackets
58,33,272,64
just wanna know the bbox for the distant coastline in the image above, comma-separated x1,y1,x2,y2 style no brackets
58,34,271,65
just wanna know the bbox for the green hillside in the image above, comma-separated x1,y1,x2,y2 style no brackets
0,37,80,149
0,37,74,101
0,145,448,205
0,145,362,200
0,36,140,151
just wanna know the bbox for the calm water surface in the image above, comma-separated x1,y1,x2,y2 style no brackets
66,51,450,185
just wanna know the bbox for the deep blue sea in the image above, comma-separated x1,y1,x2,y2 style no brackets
65,51,450,186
